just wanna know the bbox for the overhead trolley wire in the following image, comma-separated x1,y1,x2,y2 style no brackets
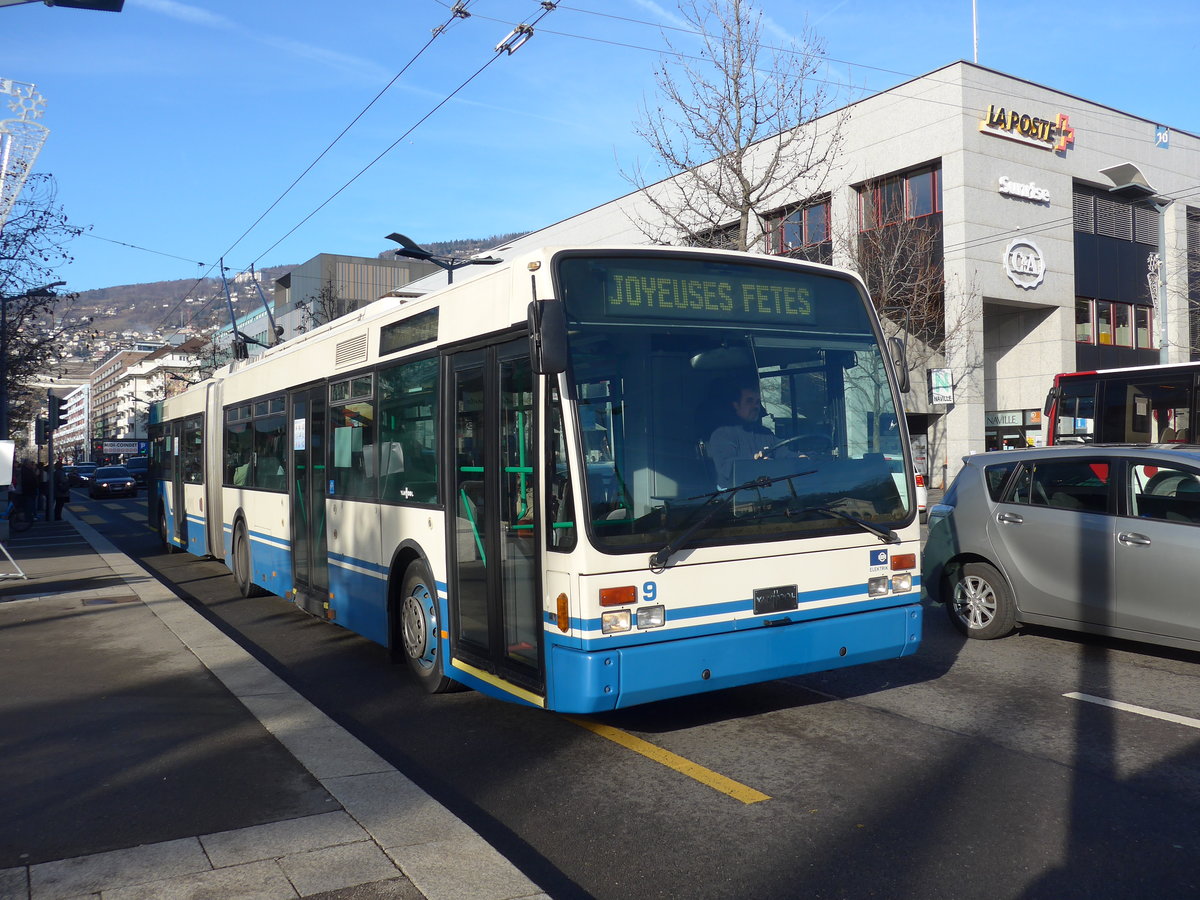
247,1,560,268
142,2,1193,337
152,1,483,335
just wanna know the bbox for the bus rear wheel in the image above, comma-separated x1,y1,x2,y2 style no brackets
232,522,264,597
398,562,459,693
159,510,179,553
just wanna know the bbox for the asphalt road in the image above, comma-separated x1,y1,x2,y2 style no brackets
79,491,1200,899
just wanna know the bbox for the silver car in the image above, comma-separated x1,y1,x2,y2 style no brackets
924,445,1200,652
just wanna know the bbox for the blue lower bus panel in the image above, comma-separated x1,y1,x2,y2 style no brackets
548,603,922,713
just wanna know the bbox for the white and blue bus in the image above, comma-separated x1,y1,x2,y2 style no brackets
150,246,922,712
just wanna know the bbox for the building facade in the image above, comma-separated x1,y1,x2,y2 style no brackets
409,62,1198,488
209,253,441,362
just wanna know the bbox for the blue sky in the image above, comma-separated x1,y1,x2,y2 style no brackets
5,0,1198,294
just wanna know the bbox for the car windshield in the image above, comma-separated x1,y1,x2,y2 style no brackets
95,467,132,478
555,253,914,552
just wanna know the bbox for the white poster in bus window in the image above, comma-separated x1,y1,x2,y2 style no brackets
334,426,362,467
293,418,306,451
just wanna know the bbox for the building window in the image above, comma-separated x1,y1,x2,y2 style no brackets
765,197,831,262
1076,297,1155,350
1096,301,1114,345
1136,306,1153,349
1075,298,1093,343
1113,303,1132,348
859,165,941,231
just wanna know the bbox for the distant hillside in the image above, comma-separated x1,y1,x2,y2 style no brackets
72,265,295,336
419,233,528,256
60,233,530,359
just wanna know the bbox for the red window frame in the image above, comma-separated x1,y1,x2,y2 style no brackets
766,198,831,255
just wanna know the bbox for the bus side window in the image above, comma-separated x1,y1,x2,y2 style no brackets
329,375,377,500
378,357,439,505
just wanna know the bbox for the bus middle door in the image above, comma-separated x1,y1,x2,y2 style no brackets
289,385,329,616
448,341,543,697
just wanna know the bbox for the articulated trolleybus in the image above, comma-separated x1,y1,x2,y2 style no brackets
151,246,922,712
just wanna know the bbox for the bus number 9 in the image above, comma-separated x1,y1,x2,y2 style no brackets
643,581,657,603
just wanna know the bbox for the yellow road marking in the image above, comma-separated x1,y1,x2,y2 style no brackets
566,717,770,804
122,512,145,522
78,515,106,525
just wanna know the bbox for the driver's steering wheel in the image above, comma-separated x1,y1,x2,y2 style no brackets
763,433,834,457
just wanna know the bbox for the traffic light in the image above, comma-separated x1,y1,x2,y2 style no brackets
35,418,47,446
48,394,64,431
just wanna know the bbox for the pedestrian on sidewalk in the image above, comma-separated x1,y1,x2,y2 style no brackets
53,462,69,520
19,459,38,523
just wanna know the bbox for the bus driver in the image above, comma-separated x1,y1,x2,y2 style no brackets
708,385,788,488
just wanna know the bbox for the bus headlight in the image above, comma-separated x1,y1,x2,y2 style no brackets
636,605,665,629
601,609,632,634
891,573,913,593
868,576,890,597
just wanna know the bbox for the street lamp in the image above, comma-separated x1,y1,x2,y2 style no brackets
0,280,65,440
385,233,502,285
1099,163,1171,364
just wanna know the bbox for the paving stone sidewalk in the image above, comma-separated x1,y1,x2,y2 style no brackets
0,511,548,900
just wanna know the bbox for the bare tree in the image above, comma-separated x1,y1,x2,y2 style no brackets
835,211,980,380
0,173,86,438
625,0,846,251
1181,213,1199,360
295,279,343,332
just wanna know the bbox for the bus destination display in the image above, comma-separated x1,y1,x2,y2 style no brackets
603,267,815,325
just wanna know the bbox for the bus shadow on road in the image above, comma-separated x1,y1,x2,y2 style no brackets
589,607,966,736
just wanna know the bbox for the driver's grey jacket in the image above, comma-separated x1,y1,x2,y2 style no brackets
708,422,777,488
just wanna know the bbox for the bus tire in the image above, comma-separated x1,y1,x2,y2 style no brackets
398,562,459,693
946,561,1017,640
159,510,179,553
232,522,264,598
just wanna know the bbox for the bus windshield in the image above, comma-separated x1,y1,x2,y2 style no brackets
555,252,913,552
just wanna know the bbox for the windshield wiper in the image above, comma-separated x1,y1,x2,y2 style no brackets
648,468,817,572
797,505,900,544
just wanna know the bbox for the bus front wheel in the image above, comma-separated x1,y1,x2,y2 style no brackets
399,562,459,694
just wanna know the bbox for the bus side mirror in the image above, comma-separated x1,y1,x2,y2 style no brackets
888,336,911,394
528,300,567,375
1043,386,1058,417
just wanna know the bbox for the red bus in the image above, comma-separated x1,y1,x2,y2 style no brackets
1044,361,1200,445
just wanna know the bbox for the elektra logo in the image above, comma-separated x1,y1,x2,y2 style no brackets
998,176,1050,204
1005,238,1045,290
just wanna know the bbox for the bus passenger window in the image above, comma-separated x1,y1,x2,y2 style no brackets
378,357,438,504
329,375,376,499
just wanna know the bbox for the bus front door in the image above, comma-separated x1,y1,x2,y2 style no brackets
449,341,543,696
290,386,329,615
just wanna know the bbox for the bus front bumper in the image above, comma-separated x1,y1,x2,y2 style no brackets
548,602,922,713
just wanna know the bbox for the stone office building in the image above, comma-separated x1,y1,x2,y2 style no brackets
424,61,1200,487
